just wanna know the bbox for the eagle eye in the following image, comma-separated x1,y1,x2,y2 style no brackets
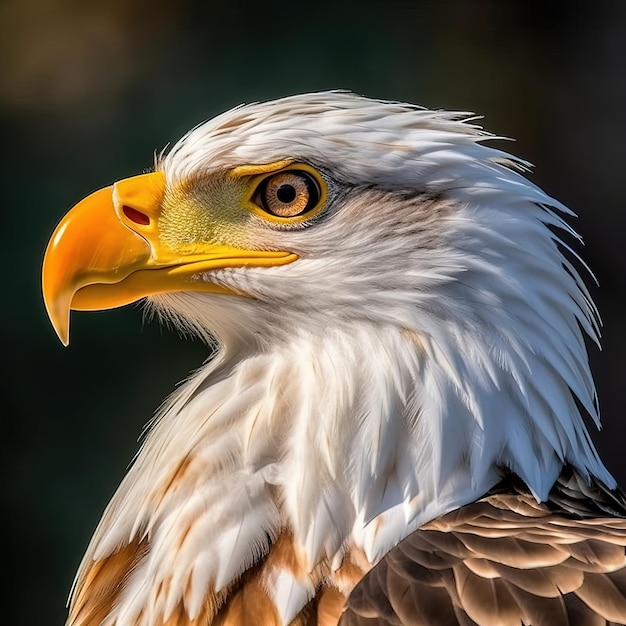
254,170,320,218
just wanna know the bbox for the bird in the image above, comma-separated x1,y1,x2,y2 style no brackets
42,91,626,626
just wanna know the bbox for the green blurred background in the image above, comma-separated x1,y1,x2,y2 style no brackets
4,1,625,623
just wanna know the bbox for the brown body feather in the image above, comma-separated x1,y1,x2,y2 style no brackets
68,532,368,625
341,469,626,625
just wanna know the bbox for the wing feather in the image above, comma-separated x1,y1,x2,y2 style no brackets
341,473,626,626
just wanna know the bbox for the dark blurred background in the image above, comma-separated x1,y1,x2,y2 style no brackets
4,1,625,624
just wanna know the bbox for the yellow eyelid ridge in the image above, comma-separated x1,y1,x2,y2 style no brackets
231,159,294,177
238,162,328,225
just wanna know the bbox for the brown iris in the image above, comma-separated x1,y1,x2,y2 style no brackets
256,171,320,217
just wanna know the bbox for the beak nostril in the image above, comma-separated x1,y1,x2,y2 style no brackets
123,206,150,226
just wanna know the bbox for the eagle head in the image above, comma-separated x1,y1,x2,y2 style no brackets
42,92,615,626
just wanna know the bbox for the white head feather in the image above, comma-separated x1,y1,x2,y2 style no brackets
76,92,613,624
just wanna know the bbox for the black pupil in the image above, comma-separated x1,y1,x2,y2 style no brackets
276,184,297,203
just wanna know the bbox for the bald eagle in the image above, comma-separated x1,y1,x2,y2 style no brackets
43,92,626,626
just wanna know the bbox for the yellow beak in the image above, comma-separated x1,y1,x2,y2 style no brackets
42,171,297,345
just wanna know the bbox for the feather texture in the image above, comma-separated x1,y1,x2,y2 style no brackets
341,471,626,626
55,92,624,625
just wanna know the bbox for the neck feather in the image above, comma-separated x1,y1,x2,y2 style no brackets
77,308,612,621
